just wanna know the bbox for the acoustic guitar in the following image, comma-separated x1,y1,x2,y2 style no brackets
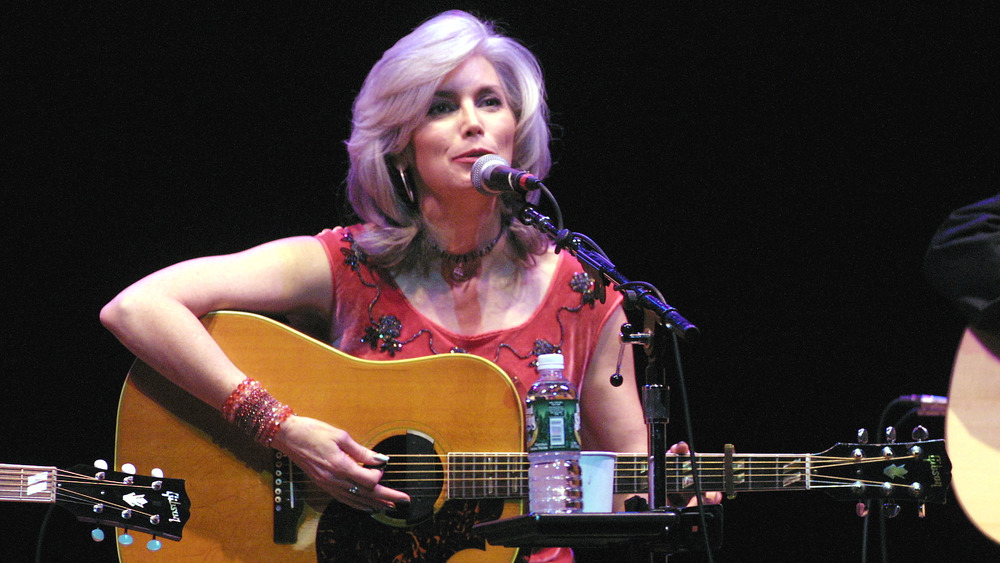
946,327,1000,544
115,311,952,562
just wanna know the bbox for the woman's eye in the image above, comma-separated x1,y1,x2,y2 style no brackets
481,96,503,108
427,101,455,116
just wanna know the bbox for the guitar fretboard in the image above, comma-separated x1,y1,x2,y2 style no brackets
0,463,57,503
445,452,816,499
448,453,526,499
612,453,813,495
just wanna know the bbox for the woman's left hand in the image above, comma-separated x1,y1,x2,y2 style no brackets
669,441,723,507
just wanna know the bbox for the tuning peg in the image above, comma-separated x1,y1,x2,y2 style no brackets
857,428,869,444
881,502,901,519
150,467,166,491
884,426,897,443
146,538,163,551
93,459,109,471
911,425,929,441
91,528,106,542
119,463,137,486
118,531,134,546
856,501,870,517
918,504,927,518
880,482,894,497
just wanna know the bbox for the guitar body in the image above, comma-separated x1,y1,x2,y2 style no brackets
946,327,1000,544
115,311,524,562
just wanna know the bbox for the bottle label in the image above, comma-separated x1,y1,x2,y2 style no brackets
526,399,581,452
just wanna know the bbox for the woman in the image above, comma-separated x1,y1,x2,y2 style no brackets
102,10,653,560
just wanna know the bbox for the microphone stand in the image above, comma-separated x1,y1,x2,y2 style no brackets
469,204,723,562
516,204,699,515
516,206,699,341
475,198,720,560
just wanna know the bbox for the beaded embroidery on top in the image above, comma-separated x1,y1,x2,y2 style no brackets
339,228,598,367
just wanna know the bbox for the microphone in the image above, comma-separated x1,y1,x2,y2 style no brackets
897,394,949,417
471,154,545,196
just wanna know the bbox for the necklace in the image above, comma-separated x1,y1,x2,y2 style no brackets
433,228,504,284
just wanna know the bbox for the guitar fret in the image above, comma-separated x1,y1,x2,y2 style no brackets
450,453,463,498
508,453,523,498
614,454,647,494
483,454,493,497
498,454,506,498
734,456,747,490
446,453,455,498
781,457,806,489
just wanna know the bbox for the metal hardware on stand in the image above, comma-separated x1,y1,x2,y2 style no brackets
472,204,717,561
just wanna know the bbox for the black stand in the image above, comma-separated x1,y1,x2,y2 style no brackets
473,204,715,560
473,507,723,559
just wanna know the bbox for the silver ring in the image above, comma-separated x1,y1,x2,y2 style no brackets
348,485,359,495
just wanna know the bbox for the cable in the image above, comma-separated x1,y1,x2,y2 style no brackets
537,185,564,231
671,331,716,563
861,395,931,563
35,503,55,563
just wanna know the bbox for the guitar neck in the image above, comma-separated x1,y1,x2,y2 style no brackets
611,452,813,496
0,463,57,503
446,452,815,499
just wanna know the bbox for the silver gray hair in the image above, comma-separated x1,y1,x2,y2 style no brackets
345,10,551,271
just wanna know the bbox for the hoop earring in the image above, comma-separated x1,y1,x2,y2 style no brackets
398,167,415,204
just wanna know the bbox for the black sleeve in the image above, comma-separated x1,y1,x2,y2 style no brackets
924,193,1000,327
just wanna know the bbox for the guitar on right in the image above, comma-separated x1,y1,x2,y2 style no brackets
946,327,1000,544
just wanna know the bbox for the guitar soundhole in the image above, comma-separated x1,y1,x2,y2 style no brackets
314,431,507,562
374,432,443,525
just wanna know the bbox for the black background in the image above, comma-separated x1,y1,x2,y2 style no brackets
4,2,1000,561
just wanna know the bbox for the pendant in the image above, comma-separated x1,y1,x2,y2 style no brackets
443,258,479,285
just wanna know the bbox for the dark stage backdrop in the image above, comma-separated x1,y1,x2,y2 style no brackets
4,2,999,562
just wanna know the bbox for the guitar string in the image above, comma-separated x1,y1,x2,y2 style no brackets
0,454,913,483
281,482,929,502
284,476,926,502
275,454,930,499
0,469,173,521
269,453,916,470
270,453,925,477
0,470,172,488
53,470,168,521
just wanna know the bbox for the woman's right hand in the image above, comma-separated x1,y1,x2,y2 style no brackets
270,415,410,513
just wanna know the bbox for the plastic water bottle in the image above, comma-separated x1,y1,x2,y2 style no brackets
526,353,582,513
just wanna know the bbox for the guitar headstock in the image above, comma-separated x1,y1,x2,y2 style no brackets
58,462,190,542
815,437,951,506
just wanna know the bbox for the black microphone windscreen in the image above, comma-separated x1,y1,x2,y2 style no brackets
471,154,508,192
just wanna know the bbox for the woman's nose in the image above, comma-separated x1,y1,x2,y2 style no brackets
460,103,485,137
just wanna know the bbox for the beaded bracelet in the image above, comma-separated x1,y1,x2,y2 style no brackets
221,378,294,446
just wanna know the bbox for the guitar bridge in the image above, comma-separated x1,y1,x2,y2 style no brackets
273,451,304,544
